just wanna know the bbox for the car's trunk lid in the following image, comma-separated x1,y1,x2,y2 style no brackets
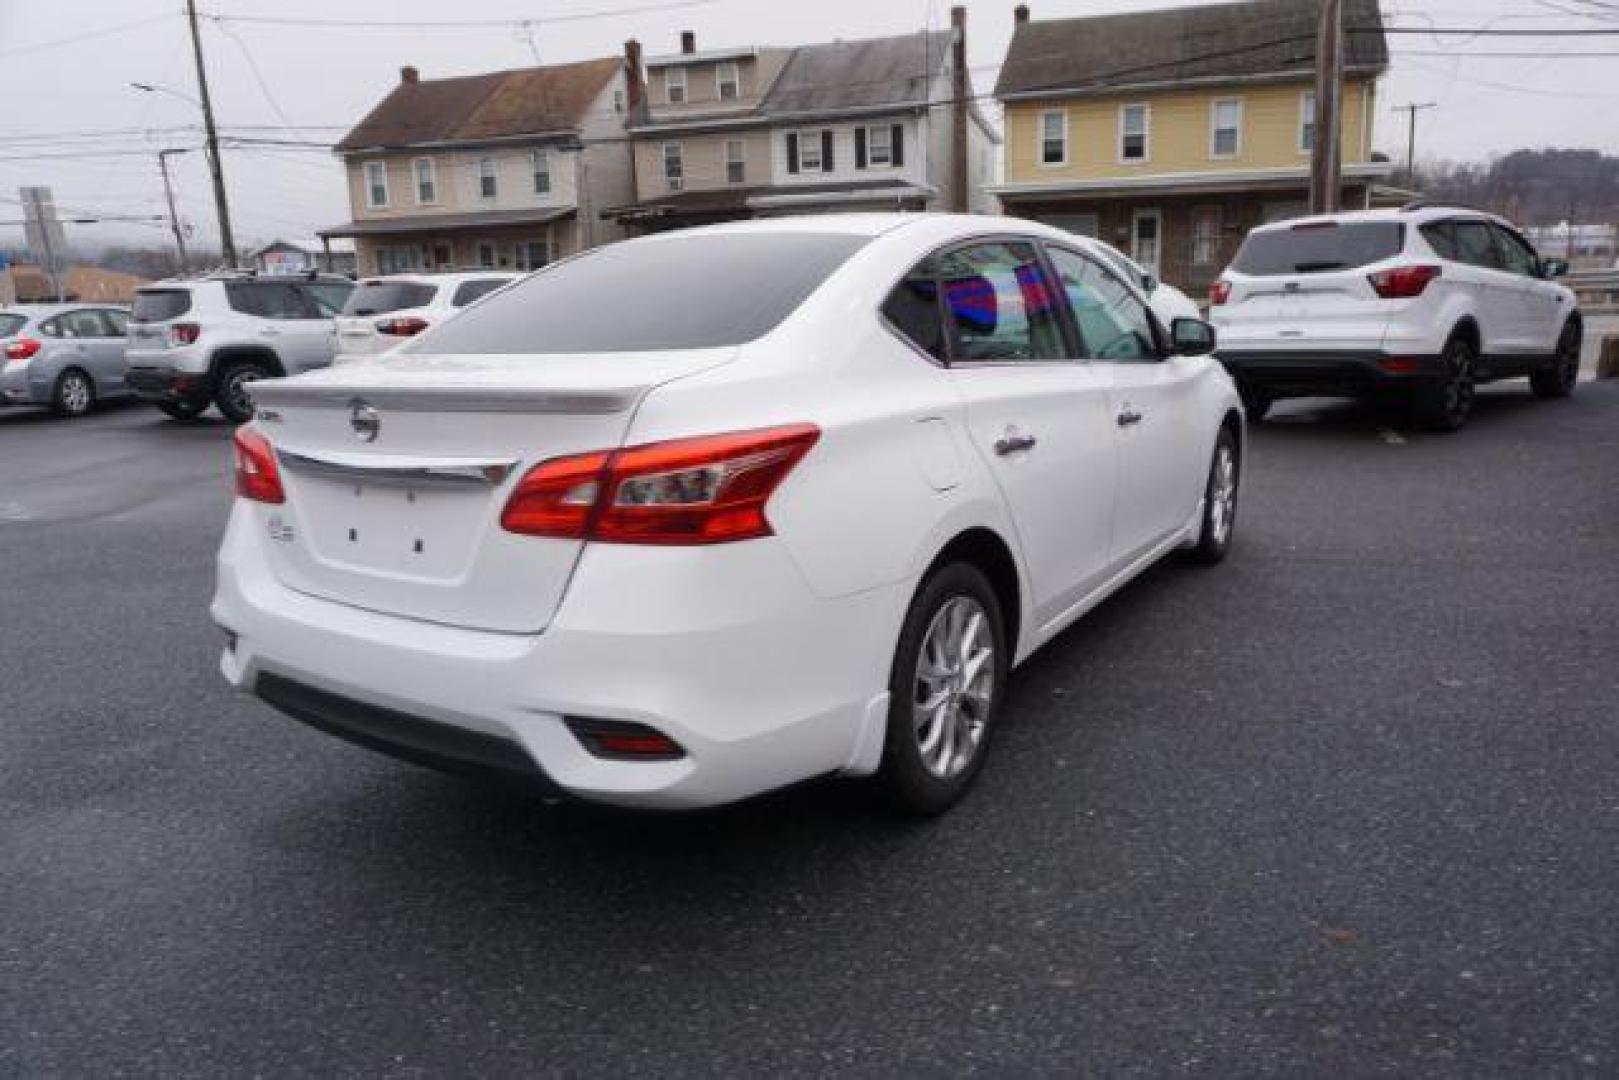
246,348,736,633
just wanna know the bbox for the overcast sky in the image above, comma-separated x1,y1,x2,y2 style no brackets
2,0,1615,255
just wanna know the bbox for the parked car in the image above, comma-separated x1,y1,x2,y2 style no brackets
213,215,1241,815
125,273,355,422
1209,204,1582,430
334,271,520,363
1090,240,1203,328
0,303,133,417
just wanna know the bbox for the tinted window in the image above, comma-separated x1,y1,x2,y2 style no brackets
227,282,306,319
936,242,1066,362
304,282,353,316
1046,246,1158,362
0,314,24,338
1493,225,1538,277
881,257,947,361
409,233,869,355
1421,221,1458,260
1453,221,1501,270
451,279,510,307
132,289,192,322
100,309,128,335
1231,221,1405,275
344,281,435,316
38,316,64,338
57,310,108,338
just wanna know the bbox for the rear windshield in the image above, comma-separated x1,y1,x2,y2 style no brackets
132,289,192,322
1230,222,1405,276
0,313,25,338
344,281,436,316
407,233,870,355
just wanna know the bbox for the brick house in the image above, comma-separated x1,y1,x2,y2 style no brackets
321,56,638,276
990,0,1393,295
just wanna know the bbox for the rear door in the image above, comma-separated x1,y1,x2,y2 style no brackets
929,239,1118,628
1449,220,1520,353
1045,243,1205,567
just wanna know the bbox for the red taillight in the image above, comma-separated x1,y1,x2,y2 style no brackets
1368,264,1441,300
375,316,430,337
1379,357,1421,375
232,427,285,504
501,423,820,545
4,337,41,361
169,322,201,346
1209,280,1232,306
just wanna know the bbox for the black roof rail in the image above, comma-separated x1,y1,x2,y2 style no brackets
1399,199,1499,216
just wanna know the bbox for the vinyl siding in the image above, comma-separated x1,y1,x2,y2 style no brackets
1003,79,1376,183
766,116,925,187
346,147,579,220
632,130,774,197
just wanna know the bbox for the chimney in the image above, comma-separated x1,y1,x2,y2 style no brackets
400,65,420,84
951,6,969,213
624,39,644,113
680,30,696,54
1014,5,1030,25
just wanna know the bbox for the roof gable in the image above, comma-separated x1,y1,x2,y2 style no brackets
995,0,1388,99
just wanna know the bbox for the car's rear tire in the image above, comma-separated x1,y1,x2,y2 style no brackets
1239,385,1272,422
1188,426,1240,565
51,368,96,418
156,399,206,421
214,360,268,423
877,562,1008,816
1530,319,1581,400
1416,334,1476,433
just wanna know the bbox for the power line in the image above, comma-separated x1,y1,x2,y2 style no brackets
203,0,715,31
0,13,177,59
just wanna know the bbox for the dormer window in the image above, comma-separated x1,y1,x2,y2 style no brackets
717,62,740,101
666,66,686,104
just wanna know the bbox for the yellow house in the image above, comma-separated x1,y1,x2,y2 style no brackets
991,0,1394,293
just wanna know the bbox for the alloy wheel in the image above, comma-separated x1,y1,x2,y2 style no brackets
1442,341,1476,424
59,372,92,416
912,595,995,779
1209,442,1238,545
223,368,262,420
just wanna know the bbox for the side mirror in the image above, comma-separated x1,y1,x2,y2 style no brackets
1541,258,1569,279
1169,317,1217,356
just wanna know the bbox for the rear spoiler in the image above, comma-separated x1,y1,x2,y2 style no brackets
247,378,637,415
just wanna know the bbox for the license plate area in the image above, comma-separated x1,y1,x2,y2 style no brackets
295,478,493,583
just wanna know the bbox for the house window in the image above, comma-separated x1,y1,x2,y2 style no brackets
515,239,550,271
724,139,745,184
1210,98,1243,159
799,131,824,171
663,142,683,190
868,125,893,167
1040,110,1066,165
364,161,388,208
1120,104,1149,162
413,158,436,204
477,242,496,268
1300,91,1317,153
665,66,686,104
531,149,551,195
787,130,833,174
478,157,497,199
1191,206,1223,266
717,62,740,101
613,89,625,114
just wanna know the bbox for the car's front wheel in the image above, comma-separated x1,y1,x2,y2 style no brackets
1530,319,1581,400
878,562,1008,815
1188,426,1240,564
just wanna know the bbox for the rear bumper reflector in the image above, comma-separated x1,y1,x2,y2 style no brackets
565,717,687,761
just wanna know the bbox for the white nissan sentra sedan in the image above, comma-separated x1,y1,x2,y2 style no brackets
213,214,1243,815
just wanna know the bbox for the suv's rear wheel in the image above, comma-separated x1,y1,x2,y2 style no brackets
156,399,205,421
215,360,268,423
1416,335,1476,433
1530,320,1581,400
878,563,1007,816
51,368,95,418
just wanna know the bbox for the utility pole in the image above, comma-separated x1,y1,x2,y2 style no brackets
185,0,236,265
1392,102,1437,190
1308,0,1344,214
157,149,190,272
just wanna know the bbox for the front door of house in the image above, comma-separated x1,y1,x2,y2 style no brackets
1131,208,1162,277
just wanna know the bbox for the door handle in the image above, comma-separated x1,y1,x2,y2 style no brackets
994,433,1038,456
1117,407,1144,427
259,327,280,337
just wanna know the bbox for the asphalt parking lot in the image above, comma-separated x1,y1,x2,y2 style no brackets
3,380,1616,1076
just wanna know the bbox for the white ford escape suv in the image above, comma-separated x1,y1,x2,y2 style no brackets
334,272,519,363
1210,204,1581,431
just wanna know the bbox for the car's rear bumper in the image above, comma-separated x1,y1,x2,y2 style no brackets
1215,349,1446,397
127,365,211,406
211,503,903,810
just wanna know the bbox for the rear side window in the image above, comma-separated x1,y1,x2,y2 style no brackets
882,257,947,361
0,314,26,337
344,281,437,316
409,233,870,355
1230,222,1405,275
305,282,353,316
227,282,337,320
132,290,192,322
451,279,509,307
936,241,1066,363
1420,221,1458,260
101,309,129,335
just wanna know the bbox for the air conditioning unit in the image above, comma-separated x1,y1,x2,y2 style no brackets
667,177,684,192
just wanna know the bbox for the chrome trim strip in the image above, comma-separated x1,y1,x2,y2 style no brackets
247,381,634,415
277,448,518,489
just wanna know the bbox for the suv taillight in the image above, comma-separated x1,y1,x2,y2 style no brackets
233,427,285,504
4,337,41,361
375,316,430,337
169,322,201,346
501,424,820,545
1368,264,1441,300
1209,281,1231,306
